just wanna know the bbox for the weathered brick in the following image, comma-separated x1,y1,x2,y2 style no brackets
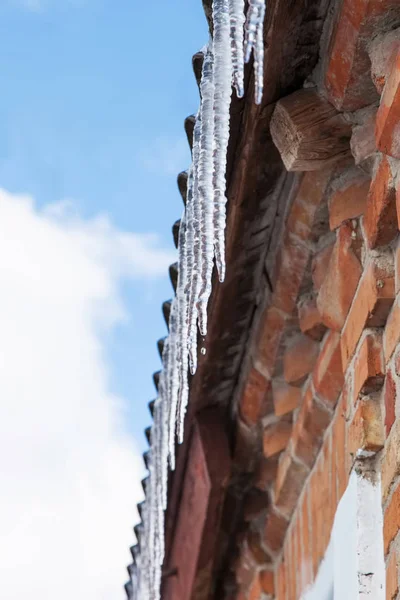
283,335,320,386
264,508,289,553
348,396,384,457
363,156,397,249
247,529,271,565
309,451,331,576
239,367,270,426
318,221,362,331
350,106,377,165
328,170,370,230
386,548,399,600
384,369,397,437
332,393,349,501
236,542,257,588
385,298,400,363
382,419,400,501
298,294,326,341
275,558,287,600
263,420,292,458
370,29,400,94
292,383,331,468
254,456,279,491
260,569,275,595
248,572,262,600
341,255,395,370
300,488,313,591
312,242,334,292
353,330,385,400
324,0,396,111
286,170,332,242
376,49,400,159
273,381,302,417
255,306,286,379
273,233,310,316
384,482,400,556
275,450,309,518
312,331,344,407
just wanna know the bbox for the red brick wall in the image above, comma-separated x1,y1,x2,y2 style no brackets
231,2,400,598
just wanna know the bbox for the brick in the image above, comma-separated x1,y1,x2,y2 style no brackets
276,558,287,600
370,30,400,94
234,417,259,473
260,569,275,595
286,169,332,242
341,255,395,370
247,530,271,565
328,171,370,230
312,331,344,407
384,482,400,556
382,419,400,501
248,572,262,600
363,156,397,249
376,49,400,159
385,297,400,363
263,420,292,458
384,369,397,437
239,367,270,426
312,242,334,292
273,234,310,315
353,330,385,400
317,221,362,331
275,450,309,518
264,508,289,553
332,393,350,500
273,381,302,417
397,184,400,235
255,306,286,379
283,334,319,386
350,106,377,165
348,396,384,457
386,548,399,600
310,451,331,575
236,542,257,588
298,294,326,341
292,384,331,468
300,488,313,591
254,456,279,491
244,488,269,522
324,0,396,111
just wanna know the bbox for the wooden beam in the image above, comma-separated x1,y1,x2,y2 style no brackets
162,409,231,600
270,89,352,171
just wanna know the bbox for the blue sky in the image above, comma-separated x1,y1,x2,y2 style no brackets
0,0,208,449
0,2,209,599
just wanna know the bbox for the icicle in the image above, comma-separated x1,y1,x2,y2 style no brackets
244,0,266,105
132,2,269,598
229,0,245,97
212,0,232,283
187,109,202,374
176,210,189,444
197,44,215,336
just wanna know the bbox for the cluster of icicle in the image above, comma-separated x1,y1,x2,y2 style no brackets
129,2,266,599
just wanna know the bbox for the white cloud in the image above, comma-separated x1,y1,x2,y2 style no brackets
0,190,174,600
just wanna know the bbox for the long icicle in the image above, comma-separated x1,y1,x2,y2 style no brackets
212,0,232,283
132,3,268,599
229,0,246,98
197,43,215,336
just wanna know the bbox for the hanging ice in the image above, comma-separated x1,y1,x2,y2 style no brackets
229,0,246,97
131,2,267,600
244,0,266,105
212,0,232,284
